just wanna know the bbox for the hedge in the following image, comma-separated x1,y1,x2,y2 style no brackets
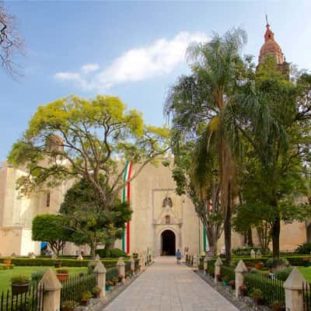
0,257,127,268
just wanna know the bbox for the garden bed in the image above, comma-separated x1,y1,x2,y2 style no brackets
0,266,87,292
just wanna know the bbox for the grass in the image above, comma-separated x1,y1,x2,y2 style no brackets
299,267,311,283
0,266,87,292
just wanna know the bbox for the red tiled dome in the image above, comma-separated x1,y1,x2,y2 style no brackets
259,24,285,65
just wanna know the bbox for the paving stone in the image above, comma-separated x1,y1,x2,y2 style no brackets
103,257,238,311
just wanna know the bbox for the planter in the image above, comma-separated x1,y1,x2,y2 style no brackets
4,259,12,266
80,300,89,306
56,273,69,282
54,261,62,268
223,280,228,286
11,283,29,295
105,285,112,291
239,286,247,296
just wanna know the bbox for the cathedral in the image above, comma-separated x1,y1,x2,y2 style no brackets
0,23,309,257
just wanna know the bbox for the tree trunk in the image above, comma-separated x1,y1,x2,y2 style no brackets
224,183,232,263
272,215,280,258
247,228,253,246
90,241,97,259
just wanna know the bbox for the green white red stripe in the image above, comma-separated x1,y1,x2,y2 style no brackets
122,161,132,254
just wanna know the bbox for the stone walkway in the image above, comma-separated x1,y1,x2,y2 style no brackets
104,257,238,311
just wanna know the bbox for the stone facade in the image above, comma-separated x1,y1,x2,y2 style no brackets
0,159,309,257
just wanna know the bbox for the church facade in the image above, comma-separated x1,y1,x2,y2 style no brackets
0,23,310,257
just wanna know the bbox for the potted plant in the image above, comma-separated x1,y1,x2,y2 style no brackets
105,280,113,291
56,268,69,282
251,288,264,305
80,290,92,306
239,284,247,296
229,280,235,289
54,260,62,268
271,301,285,311
91,286,101,298
222,275,229,286
3,257,12,266
11,275,30,295
255,262,264,270
61,300,78,311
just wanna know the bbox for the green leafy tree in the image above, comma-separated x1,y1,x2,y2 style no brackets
8,95,169,213
32,214,70,256
229,58,311,257
59,177,131,258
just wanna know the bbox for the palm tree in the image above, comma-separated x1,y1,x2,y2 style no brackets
166,29,247,262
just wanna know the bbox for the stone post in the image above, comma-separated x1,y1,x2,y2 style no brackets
214,257,223,283
129,256,135,273
193,255,198,271
203,256,208,275
283,267,306,311
250,249,256,258
117,257,126,283
94,260,106,298
256,250,262,258
234,260,248,298
39,269,62,311
140,252,146,270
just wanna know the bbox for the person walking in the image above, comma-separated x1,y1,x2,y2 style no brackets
176,249,182,264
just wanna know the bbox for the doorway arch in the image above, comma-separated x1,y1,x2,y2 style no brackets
161,230,176,256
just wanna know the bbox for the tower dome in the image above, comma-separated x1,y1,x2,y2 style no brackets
259,23,285,65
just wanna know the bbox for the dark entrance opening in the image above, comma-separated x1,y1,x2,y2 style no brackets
161,230,176,256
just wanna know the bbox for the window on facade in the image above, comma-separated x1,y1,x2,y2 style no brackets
46,192,51,207
165,215,170,224
162,197,173,208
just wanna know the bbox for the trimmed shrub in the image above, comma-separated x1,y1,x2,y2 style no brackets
286,256,311,267
95,248,127,258
265,258,289,269
295,243,311,255
0,257,122,268
274,268,292,281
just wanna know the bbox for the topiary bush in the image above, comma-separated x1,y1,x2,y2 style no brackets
274,267,292,281
95,248,127,258
265,258,289,269
295,243,311,254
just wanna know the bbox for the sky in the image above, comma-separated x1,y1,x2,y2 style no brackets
1,0,311,161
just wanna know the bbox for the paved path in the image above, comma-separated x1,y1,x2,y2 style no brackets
104,257,238,311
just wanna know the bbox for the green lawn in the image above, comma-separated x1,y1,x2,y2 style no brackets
299,267,311,283
0,266,87,292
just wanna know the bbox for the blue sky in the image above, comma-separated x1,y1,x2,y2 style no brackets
1,0,311,161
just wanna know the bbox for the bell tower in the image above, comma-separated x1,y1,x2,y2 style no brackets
258,17,289,77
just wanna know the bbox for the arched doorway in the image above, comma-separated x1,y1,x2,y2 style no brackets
161,230,176,256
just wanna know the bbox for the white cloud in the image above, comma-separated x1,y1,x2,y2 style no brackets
54,31,208,91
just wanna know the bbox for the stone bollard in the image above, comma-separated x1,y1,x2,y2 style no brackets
235,260,248,298
129,256,135,273
250,249,256,258
256,250,262,258
94,260,106,298
284,267,306,311
203,256,208,275
117,257,126,283
193,255,198,271
140,252,146,270
39,269,62,311
214,257,223,283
